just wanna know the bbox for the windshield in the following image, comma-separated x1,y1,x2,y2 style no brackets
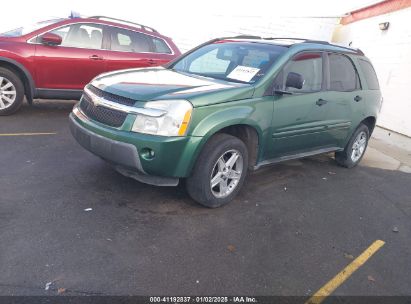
171,41,287,84
0,18,65,37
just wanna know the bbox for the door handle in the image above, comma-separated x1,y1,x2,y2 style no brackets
354,95,362,102
316,99,328,106
89,55,104,60
147,59,157,65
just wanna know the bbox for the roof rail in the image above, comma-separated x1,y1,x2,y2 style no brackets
264,37,331,44
264,37,310,41
232,35,262,39
326,42,364,55
89,16,158,32
263,37,364,54
305,40,364,55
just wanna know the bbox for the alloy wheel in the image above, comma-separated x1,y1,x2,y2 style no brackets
210,149,244,198
351,131,367,162
0,77,17,110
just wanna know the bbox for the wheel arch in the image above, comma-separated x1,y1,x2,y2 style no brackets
187,120,263,177
0,57,35,103
361,116,377,135
215,124,260,170
342,115,377,149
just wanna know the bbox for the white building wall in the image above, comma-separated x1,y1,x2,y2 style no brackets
172,15,339,53
333,7,411,137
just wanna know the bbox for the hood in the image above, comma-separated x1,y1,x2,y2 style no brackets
0,36,19,42
91,67,254,107
0,38,11,46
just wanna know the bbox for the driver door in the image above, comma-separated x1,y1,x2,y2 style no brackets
268,52,332,158
34,23,108,90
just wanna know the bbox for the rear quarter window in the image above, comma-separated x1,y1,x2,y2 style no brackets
359,59,380,90
151,37,172,54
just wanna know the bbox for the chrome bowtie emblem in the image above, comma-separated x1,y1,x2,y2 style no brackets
90,95,102,107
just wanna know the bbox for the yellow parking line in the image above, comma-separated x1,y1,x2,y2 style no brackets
0,132,57,136
306,240,385,304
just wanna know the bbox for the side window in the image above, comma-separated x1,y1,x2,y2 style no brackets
151,37,172,54
278,52,323,93
328,53,359,91
49,24,103,49
359,59,380,90
118,33,132,46
110,28,151,53
49,26,70,42
189,48,230,74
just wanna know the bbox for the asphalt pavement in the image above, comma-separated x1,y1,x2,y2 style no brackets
1,100,411,297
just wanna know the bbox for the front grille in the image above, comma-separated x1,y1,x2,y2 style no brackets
87,85,136,106
80,94,127,128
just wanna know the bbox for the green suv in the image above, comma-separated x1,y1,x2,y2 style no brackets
69,37,382,208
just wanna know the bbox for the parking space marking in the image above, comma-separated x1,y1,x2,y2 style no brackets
0,132,57,136
306,240,385,304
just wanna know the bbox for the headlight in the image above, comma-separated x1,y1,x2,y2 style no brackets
131,99,193,136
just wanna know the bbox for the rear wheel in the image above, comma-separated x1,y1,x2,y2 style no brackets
0,67,25,116
186,134,248,208
335,123,370,168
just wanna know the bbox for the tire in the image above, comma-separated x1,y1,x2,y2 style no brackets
335,123,370,168
0,67,25,116
186,133,249,208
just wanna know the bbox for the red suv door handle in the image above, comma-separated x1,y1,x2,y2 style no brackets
89,55,104,60
147,59,157,65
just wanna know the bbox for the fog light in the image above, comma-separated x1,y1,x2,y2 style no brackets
140,148,155,160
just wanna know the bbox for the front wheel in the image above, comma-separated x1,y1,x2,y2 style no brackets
335,123,370,168
0,67,25,116
186,134,248,208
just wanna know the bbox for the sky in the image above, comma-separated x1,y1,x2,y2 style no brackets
1,0,380,35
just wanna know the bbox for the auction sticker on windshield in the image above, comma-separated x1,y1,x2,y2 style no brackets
227,66,260,82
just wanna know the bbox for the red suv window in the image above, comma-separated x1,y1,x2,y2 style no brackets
49,23,104,50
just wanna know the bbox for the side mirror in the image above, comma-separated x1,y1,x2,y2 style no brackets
285,72,304,90
41,33,62,46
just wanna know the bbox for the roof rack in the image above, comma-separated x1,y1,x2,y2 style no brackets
89,16,158,33
263,37,364,54
225,36,363,55
196,36,363,55
264,37,309,41
231,35,262,39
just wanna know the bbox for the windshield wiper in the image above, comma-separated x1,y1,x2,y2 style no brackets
172,70,218,81
217,77,250,84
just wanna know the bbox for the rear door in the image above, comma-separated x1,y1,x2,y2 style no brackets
104,27,175,71
269,52,331,157
34,23,108,90
320,52,363,147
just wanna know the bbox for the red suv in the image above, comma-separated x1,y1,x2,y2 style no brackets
0,16,181,115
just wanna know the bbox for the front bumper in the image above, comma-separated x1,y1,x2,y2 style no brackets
69,113,183,186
